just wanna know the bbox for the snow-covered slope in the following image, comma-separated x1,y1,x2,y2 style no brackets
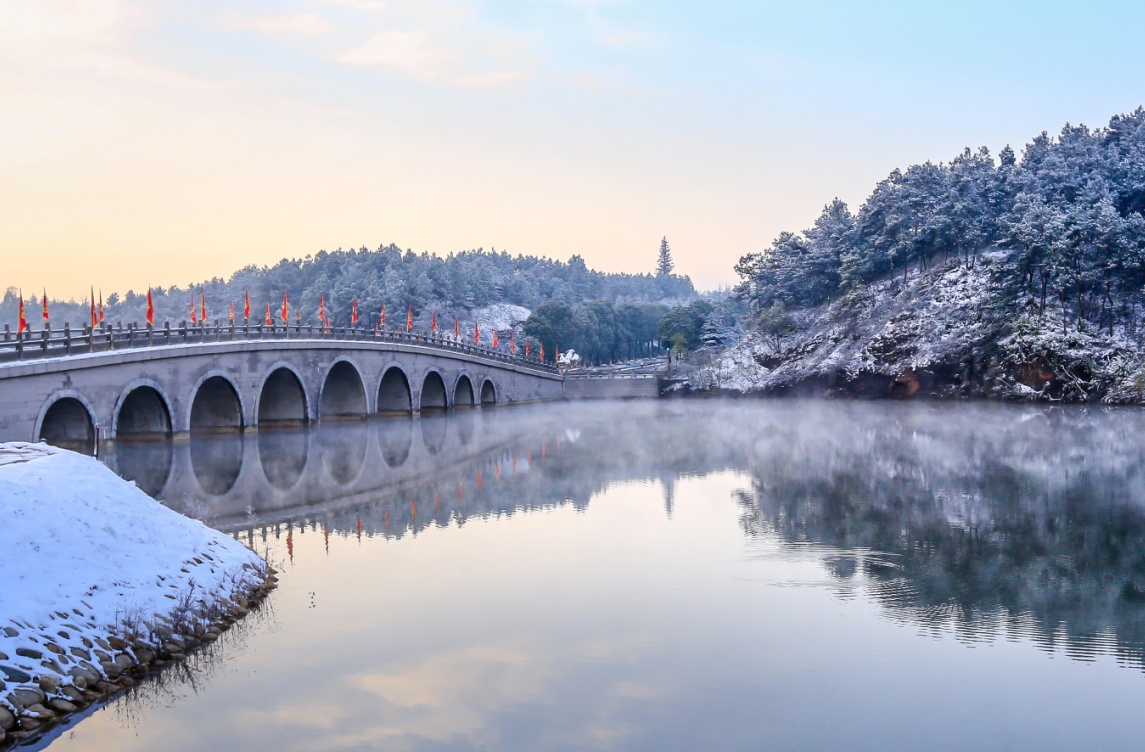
0,443,269,741
694,251,1145,402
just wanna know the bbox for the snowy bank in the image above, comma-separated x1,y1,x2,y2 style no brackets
0,443,275,744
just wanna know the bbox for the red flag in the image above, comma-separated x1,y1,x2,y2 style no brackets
525,339,531,357
190,294,197,324
406,306,413,331
380,301,386,327
229,300,235,322
17,291,27,334
454,317,460,339
510,332,515,352
431,310,437,333
99,291,104,324
90,288,97,329
540,342,545,361
318,293,325,323
492,331,499,348
351,298,358,326
243,290,251,320
200,288,206,322
473,321,479,344
41,290,49,324
146,288,155,326
281,291,289,323
265,303,271,326
296,307,301,323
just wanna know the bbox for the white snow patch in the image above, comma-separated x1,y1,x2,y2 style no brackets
0,442,265,706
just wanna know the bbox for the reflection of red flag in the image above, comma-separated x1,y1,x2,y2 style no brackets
492,331,499,348
265,303,271,326
406,306,413,331
286,531,293,565
243,290,251,320
351,298,358,326
281,291,289,323
42,290,49,324
380,301,386,327
190,294,197,324
17,292,27,334
431,310,436,333
146,288,154,326
473,321,479,344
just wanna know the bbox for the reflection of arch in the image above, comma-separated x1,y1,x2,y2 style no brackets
320,359,367,420
376,417,413,468
420,413,447,455
258,428,309,491
480,379,497,406
189,372,244,432
190,433,244,496
114,381,173,437
258,366,308,427
377,365,413,414
455,409,475,447
37,392,96,454
420,370,448,412
453,374,475,409
319,422,369,485
112,439,173,497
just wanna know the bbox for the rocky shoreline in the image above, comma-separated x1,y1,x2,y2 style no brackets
0,566,277,749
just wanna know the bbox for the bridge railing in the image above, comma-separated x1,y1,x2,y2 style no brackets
0,321,559,374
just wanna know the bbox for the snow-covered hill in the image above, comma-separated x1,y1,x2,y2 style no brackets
690,251,1145,403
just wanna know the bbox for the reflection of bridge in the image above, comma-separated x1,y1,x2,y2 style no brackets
0,324,564,451
105,409,567,528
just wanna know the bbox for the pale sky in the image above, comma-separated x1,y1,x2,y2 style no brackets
3,0,1144,299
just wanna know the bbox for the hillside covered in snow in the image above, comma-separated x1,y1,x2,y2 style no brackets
708,107,1145,403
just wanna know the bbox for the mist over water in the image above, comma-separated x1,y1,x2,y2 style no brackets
34,400,1145,751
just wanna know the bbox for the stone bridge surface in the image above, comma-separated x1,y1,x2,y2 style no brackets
0,338,565,449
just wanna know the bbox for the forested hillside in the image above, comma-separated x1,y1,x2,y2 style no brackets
718,107,1145,402
2,245,695,359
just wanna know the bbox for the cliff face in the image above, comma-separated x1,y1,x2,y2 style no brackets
695,251,1145,403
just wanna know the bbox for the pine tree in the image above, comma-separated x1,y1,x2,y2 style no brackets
656,237,674,277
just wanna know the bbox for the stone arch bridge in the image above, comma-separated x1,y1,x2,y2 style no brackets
0,324,564,452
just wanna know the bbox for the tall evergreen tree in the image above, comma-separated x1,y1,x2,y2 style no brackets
657,237,674,277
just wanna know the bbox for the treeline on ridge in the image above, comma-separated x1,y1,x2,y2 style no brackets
736,107,1145,336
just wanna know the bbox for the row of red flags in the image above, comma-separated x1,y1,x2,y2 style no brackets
15,289,547,358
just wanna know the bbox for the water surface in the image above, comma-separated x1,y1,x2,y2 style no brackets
31,400,1145,750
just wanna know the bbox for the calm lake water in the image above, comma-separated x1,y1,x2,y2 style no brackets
26,400,1145,751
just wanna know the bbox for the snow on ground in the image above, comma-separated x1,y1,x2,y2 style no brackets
0,442,266,728
693,253,1016,396
473,304,530,332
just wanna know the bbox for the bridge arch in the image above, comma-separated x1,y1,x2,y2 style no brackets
480,378,497,406
257,363,309,427
419,369,448,412
377,365,413,415
189,371,245,432
35,390,97,454
319,357,368,420
453,373,475,409
113,379,173,438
